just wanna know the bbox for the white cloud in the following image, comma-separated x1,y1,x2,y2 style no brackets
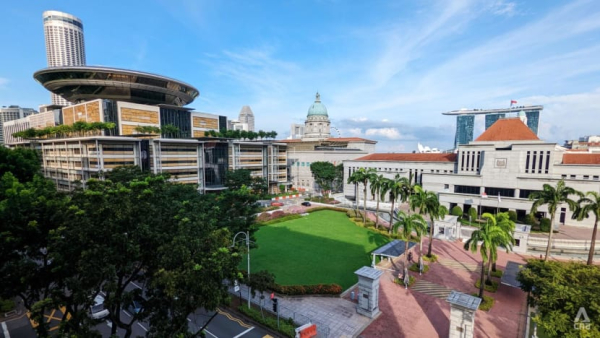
0,78,8,87
346,128,363,136
351,117,368,122
365,127,407,140
488,1,517,17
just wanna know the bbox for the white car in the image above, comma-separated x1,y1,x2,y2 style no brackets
90,294,109,319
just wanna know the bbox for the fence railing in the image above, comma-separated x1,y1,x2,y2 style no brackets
527,237,600,250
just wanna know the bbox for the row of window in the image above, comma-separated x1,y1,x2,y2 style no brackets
561,174,600,180
460,151,481,172
525,151,551,174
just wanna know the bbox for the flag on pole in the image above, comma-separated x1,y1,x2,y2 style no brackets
510,100,517,107
481,192,488,198
498,193,501,203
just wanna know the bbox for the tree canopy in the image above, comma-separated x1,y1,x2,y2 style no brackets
0,146,40,183
309,161,343,194
0,166,258,337
518,260,600,337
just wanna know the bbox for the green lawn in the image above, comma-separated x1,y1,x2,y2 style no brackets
243,210,390,290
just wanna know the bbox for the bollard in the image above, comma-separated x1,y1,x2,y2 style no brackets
351,291,355,300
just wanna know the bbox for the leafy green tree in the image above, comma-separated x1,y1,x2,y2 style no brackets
573,191,600,265
464,213,513,298
258,130,266,140
353,168,377,223
517,260,600,337
410,186,448,257
468,206,478,222
530,180,581,261
0,173,68,336
393,211,427,267
161,124,180,138
245,270,275,319
0,147,40,183
309,161,337,194
224,169,253,190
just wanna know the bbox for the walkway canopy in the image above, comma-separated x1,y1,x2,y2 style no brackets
501,261,524,288
371,240,416,267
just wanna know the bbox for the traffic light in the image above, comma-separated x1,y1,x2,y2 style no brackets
272,298,278,313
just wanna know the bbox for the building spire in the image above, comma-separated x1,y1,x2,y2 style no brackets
315,91,320,103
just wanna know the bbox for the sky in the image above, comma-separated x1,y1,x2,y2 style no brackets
1,0,600,152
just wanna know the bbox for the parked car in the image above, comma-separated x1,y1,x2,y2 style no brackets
301,201,311,207
90,294,109,319
271,202,284,206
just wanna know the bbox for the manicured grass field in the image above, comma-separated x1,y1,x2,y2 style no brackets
244,210,390,290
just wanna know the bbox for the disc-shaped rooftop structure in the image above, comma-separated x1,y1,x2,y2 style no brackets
34,66,199,106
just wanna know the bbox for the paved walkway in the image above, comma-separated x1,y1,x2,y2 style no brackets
230,284,373,338
360,238,529,338
529,223,597,240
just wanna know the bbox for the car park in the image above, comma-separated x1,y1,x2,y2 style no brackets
301,201,311,206
125,295,144,315
90,294,109,319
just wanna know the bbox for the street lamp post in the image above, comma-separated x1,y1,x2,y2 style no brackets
232,231,251,309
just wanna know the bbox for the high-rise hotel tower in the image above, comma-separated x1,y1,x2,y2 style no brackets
43,10,86,106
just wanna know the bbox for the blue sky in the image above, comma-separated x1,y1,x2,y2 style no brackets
1,0,600,152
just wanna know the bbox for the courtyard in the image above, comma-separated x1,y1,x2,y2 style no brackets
246,209,390,289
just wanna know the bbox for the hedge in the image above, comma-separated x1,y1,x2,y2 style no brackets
238,305,296,337
451,206,463,217
270,283,343,296
0,298,15,313
257,214,302,225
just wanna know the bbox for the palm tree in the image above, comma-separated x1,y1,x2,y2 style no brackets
385,176,404,234
347,168,376,223
369,174,385,228
482,213,515,283
400,172,416,213
410,186,448,257
529,180,581,261
394,211,427,268
464,214,513,298
573,191,600,265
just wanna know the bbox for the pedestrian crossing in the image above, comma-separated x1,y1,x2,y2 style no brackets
438,258,481,272
411,280,453,299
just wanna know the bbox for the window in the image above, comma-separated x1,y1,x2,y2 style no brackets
454,185,480,195
519,189,541,199
515,239,521,247
561,174,567,179
594,176,599,181
525,151,530,173
444,184,449,190
439,227,445,234
485,187,515,198
570,175,576,179
584,175,589,179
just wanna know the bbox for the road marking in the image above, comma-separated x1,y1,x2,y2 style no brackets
187,318,191,322
263,335,274,338
233,327,255,338
122,310,132,317
131,282,142,289
216,308,252,328
204,329,218,338
2,322,10,338
137,322,148,332
106,320,112,328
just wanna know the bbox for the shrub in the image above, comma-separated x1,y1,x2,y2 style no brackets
0,298,15,312
270,283,342,295
468,207,478,221
540,218,551,232
408,262,430,273
475,279,499,292
524,213,538,226
256,213,272,222
423,254,438,263
238,305,296,337
394,275,416,287
472,294,495,311
507,210,518,222
451,206,463,217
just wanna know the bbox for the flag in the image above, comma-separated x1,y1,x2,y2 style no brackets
481,192,488,198
510,100,517,106
498,193,501,203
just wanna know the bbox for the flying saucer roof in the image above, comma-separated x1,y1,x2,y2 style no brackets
34,66,199,106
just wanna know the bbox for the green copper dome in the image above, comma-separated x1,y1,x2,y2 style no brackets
307,92,328,117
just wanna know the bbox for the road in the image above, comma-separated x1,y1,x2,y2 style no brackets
1,306,273,338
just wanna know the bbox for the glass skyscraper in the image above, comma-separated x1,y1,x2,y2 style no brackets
454,115,475,147
525,111,540,134
485,114,505,129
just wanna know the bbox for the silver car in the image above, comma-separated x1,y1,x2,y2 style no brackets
90,294,109,319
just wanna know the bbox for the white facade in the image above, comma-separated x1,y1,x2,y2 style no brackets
0,106,38,144
43,10,86,106
289,123,304,139
343,120,600,229
3,111,56,145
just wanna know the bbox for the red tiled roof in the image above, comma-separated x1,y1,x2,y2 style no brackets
326,137,377,144
562,153,600,165
354,153,457,162
475,118,540,142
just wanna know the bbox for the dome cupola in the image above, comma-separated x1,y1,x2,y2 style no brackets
307,92,328,117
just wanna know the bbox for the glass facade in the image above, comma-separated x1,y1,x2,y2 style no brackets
159,108,191,138
203,142,228,187
485,114,505,129
454,115,475,147
525,111,540,135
